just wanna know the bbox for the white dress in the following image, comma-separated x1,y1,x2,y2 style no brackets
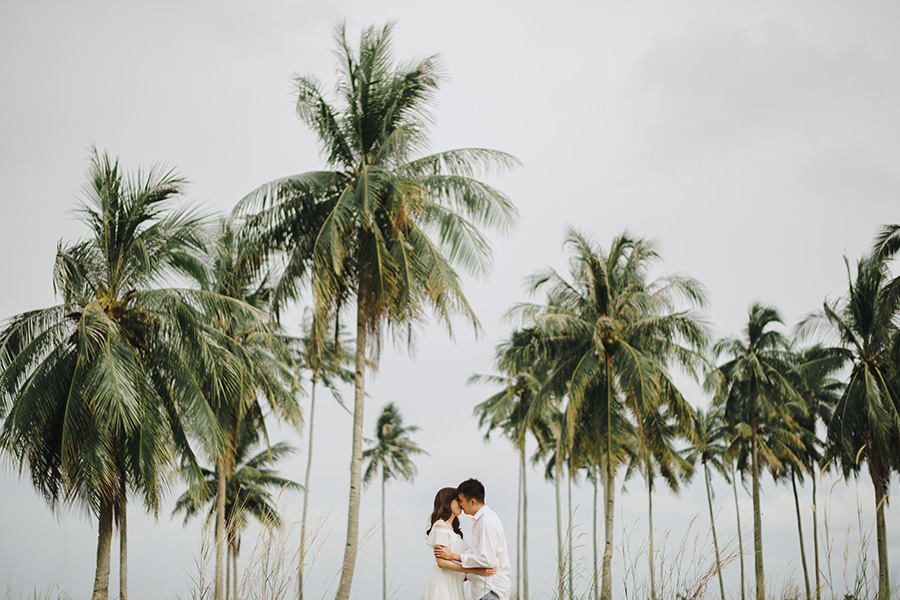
424,524,469,600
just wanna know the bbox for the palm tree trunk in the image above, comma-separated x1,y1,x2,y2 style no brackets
116,445,128,600
750,416,764,600
226,542,231,600
732,465,746,600
335,298,368,600
567,469,574,600
646,465,656,600
811,468,821,600
91,499,114,600
233,542,239,600
299,375,317,600
592,468,599,600
868,453,890,600
600,358,614,600
119,472,128,600
215,459,227,600
521,444,529,600
516,452,522,600
382,467,387,600
704,463,726,600
601,458,614,600
790,468,811,600
555,449,564,600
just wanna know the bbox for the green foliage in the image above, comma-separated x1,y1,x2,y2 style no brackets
362,402,427,485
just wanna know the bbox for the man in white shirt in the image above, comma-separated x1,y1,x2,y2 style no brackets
434,478,512,600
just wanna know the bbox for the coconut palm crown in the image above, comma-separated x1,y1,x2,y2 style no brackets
236,23,518,600
0,149,253,600
799,253,900,600
511,229,709,600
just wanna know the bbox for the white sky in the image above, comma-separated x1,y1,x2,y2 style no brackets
1,1,899,599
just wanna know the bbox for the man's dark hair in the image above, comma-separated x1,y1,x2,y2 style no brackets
457,478,485,503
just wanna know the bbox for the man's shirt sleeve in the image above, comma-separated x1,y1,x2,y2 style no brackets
459,519,499,568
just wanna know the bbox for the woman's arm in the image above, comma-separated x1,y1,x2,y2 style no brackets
435,558,497,576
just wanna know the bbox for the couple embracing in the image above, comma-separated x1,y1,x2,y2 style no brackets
424,479,511,600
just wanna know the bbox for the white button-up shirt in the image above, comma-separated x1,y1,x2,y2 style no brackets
459,505,511,600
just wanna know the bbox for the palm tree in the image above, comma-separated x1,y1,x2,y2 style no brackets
174,413,301,600
363,402,428,600
514,229,708,600
0,149,239,600
787,344,843,600
535,404,572,600
295,312,354,600
708,304,803,600
683,407,731,600
236,24,518,599
727,448,748,600
625,383,697,600
800,253,900,600
472,328,556,600
192,219,303,600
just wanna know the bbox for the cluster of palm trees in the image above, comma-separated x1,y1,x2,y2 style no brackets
0,23,515,600
475,229,900,600
1,20,898,600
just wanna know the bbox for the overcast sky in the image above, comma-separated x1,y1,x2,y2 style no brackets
1,1,899,599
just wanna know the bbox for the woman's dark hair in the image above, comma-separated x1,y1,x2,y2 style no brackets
427,487,463,538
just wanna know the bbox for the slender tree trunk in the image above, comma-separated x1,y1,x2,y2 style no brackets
601,458,615,600
381,468,387,600
811,468,821,600
600,358,614,600
704,463,725,600
750,415,764,600
555,449,564,600
335,298,368,600
521,444,529,600
91,499,114,600
233,542,238,600
790,468,811,600
732,465,746,600
119,490,127,600
567,469,574,600
215,460,227,600
299,376,318,600
592,468,599,600
516,452,522,600
646,467,656,600
869,454,890,600
226,542,231,600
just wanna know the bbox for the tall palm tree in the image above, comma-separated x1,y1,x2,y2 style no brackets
192,220,303,600
624,383,697,600
683,407,731,600
363,402,428,600
535,404,572,600
514,229,708,600
800,253,900,600
0,149,241,600
174,413,301,600
295,312,354,600
472,328,556,600
236,24,518,600
787,344,843,600
708,304,803,600
728,451,748,600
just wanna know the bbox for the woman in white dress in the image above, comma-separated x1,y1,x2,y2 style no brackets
424,487,497,600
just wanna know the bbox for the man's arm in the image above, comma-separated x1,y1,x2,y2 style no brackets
435,557,498,576
457,518,500,569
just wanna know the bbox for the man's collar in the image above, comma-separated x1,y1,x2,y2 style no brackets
472,504,488,520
